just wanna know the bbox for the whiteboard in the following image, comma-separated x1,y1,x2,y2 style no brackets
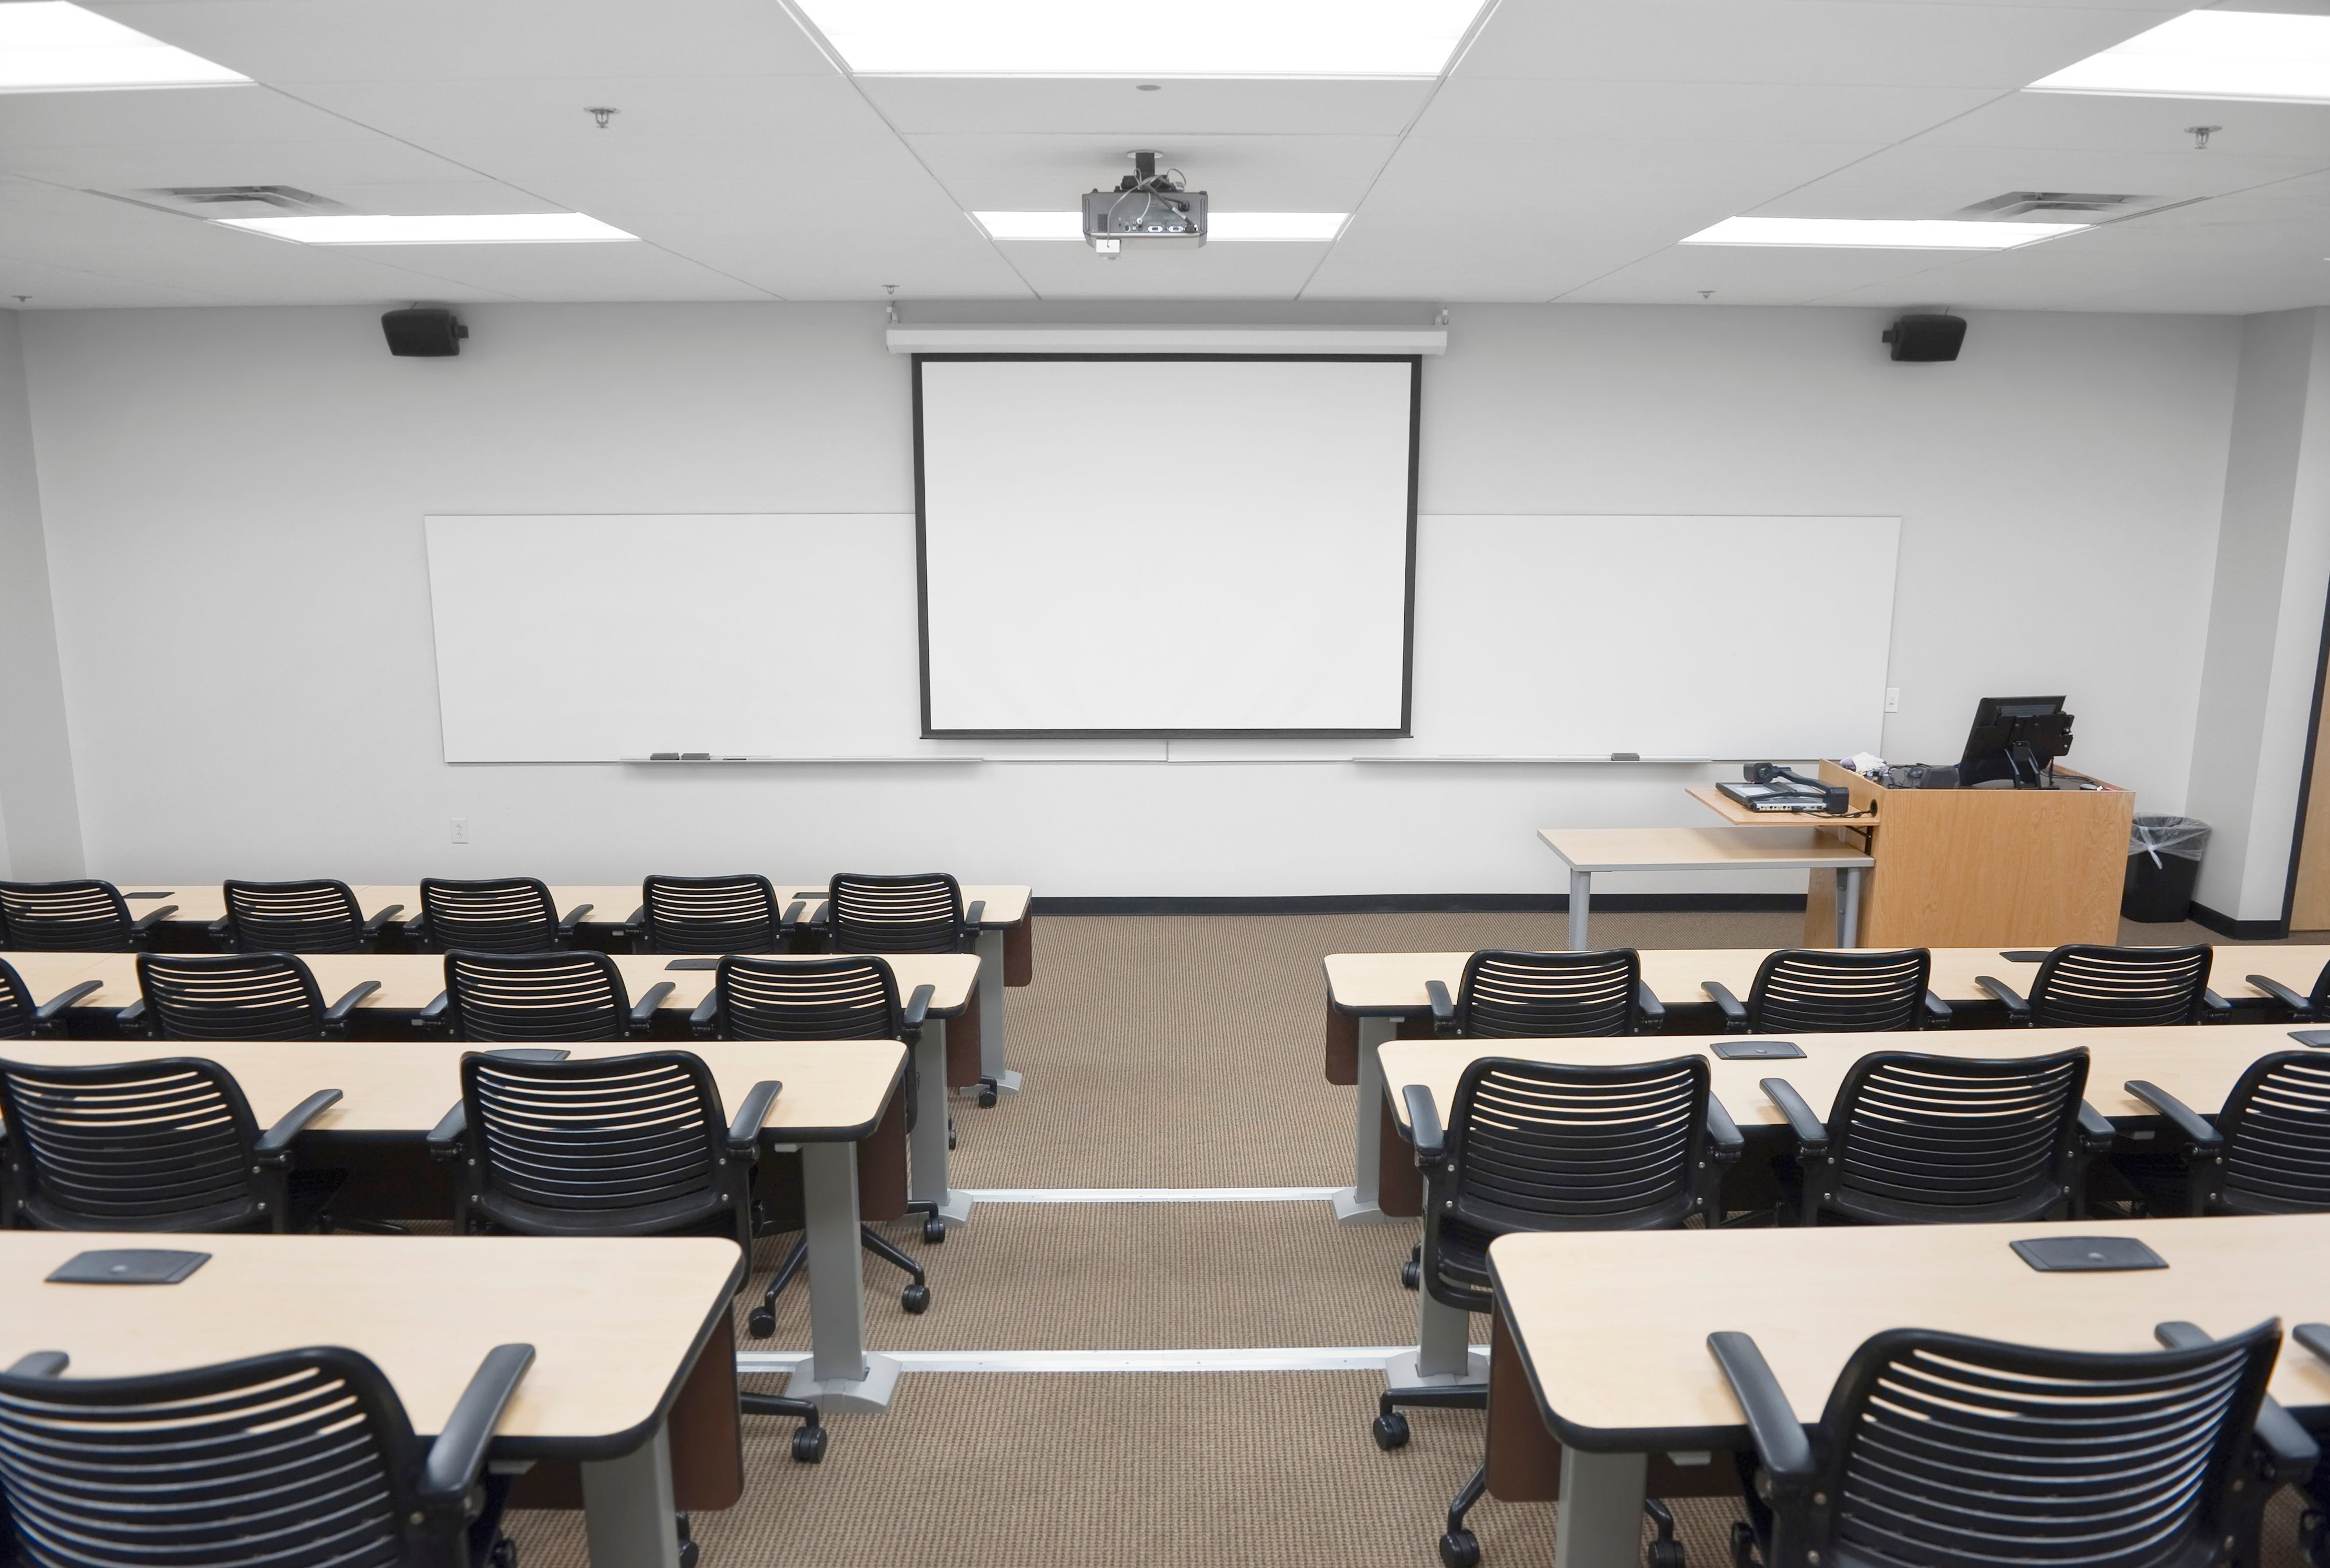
423,512,1897,763
917,357,1415,735
1402,515,1899,759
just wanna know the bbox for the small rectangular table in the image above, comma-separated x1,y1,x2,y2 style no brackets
1489,1215,2330,1568
0,1231,745,1568
1536,827,1874,950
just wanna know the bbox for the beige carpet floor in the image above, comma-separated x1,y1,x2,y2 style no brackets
507,911,2325,1568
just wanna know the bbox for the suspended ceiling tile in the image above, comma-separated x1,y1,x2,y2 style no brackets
858,76,1435,137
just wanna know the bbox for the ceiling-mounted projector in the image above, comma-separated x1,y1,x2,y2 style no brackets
1083,151,1206,254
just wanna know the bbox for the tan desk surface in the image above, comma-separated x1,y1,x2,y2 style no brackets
0,1231,740,1452
0,1036,907,1143
1683,785,1875,829
1537,827,1873,873
1,951,979,1018
1377,1022,2314,1134
1324,946,2329,1014
106,883,1033,929
1491,1215,2330,1449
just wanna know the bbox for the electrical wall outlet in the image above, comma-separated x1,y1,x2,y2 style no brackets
1884,687,1900,713
450,817,470,844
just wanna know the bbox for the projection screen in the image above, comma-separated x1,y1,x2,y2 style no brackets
914,355,1419,737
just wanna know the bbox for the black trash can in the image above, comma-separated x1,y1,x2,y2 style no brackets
2122,815,2210,923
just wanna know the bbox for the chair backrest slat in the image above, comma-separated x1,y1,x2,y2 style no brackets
641,874,782,954
1455,949,1639,1038
445,951,630,1043
221,878,368,953
827,873,964,954
1818,1048,2089,1223
709,955,901,1040
2216,1049,2330,1214
1747,948,1930,1033
460,1051,727,1226
2030,943,2212,1027
136,952,328,1043
0,958,33,1039
0,1055,262,1231
417,877,561,954
0,880,134,952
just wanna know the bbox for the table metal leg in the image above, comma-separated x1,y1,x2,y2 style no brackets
1333,1016,1400,1225
910,1018,972,1226
975,929,1020,1095
1383,1281,1490,1388
1553,1448,1649,1568
1568,869,1592,951
781,1140,900,1411
1838,866,1863,947
580,1423,680,1568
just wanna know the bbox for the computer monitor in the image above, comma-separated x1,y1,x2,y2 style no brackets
1958,695,2073,787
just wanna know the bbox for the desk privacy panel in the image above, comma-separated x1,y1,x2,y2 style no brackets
422,513,1895,763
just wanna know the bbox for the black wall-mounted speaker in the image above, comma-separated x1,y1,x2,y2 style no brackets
382,307,468,357
1881,313,1965,362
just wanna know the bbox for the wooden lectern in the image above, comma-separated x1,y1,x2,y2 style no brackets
1690,760,2133,949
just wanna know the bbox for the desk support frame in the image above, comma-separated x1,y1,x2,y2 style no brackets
1567,865,1863,949
910,1018,973,1226
783,1140,901,1411
1554,1448,1649,1568
1333,1016,1401,1226
975,929,1021,1096
580,1424,680,1568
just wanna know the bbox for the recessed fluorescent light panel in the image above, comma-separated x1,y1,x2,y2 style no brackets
216,214,639,246
1682,216,2087,250
796,0,1487,76
0,1,247,91
2030,10,2330,104
973,211,1347,241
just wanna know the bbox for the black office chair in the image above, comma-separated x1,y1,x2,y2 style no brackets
0,956,98,1039
428,1049,827,1464
0,1342,532,1568
1759,1048,2109,1226
1426,948,1663,1038
424,950,670,1043
1704,948,1947,1033
2120,1050,2330,1215
694,954,939,1321
1379,1056,1741,1568
214,877,404,952
0,879,175,952
1979,943,2227,1027
825,873,993,1104
633,874,803,954
1709,1318,2308,1568
2248,959,2330,1021
125,952,379,1041
410,877,588,954
0,1055,341,1232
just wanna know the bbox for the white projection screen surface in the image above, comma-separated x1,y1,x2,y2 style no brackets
915,356,1419,736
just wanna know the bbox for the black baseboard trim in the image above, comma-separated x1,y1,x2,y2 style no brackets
2188,901,2291,941
1029,893,1808,917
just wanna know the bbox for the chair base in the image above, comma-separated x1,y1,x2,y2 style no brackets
750,1225,930,1334
737,1391,829,1463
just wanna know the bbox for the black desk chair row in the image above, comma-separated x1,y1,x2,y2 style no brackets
1705,947,1949,1034
0,879,176,951
213,877,406,952
1979,942,2229,1026
120,952,381,1041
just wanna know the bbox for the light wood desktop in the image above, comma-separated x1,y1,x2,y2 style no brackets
0,1036,915,1413
1489,1215,2330,1568
0,1231,744,1568
1536,827,1874,952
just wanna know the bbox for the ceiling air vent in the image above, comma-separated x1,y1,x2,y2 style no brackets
1956,191,2150,221
107,185,351,220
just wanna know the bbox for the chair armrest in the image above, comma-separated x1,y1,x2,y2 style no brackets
1760,1078,1830,1155
206,915,232,947
2124,1080,2222,1151
254,1089,343,1162
1635,982,1665,1033
2201,989,2232,1022
1706,1332,1815,1483
777,899,806,937
1424,979,1455,1037
402,913,427,941
1705,1096,1745,1162
360,903,405,940
414,991,450,1033
964,899,986,929
31,980,101,1027
2157,1322,2318,1485
426,1102,467,1161
688,990,720,1037
129,904,179,937
6,1351,68,1378
320,982,380,1030
2075,1101,2116,1154
726,1080,782,1154
420,1344,537,1502
2295,1323,2330,1370
901,983,933,1042
554,902,594,940
1404,1083,1445,1168
1922,990,1952,1026
627,980,674,1030
620,905,646,940
2250,974,2313,1019
1976,975,2032,1022
1703,981,1748,1032
113,998,146,1034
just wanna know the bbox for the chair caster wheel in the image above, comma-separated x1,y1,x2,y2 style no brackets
747,1307,775,1338
792,1425,828,1463
489,1539,518,1568
1647,1539,1685,1568
1730,1521,1759,1568
1440,1530,1480,1568
678,1542,699,1568
901,1283,930,1314
1372,1413,1409,1450
978,1087,997,1109
924,1218,947,1244
1400,1259,1420,1290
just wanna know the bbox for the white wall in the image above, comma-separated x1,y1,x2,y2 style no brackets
0,310,83,880
18,301,2238,897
